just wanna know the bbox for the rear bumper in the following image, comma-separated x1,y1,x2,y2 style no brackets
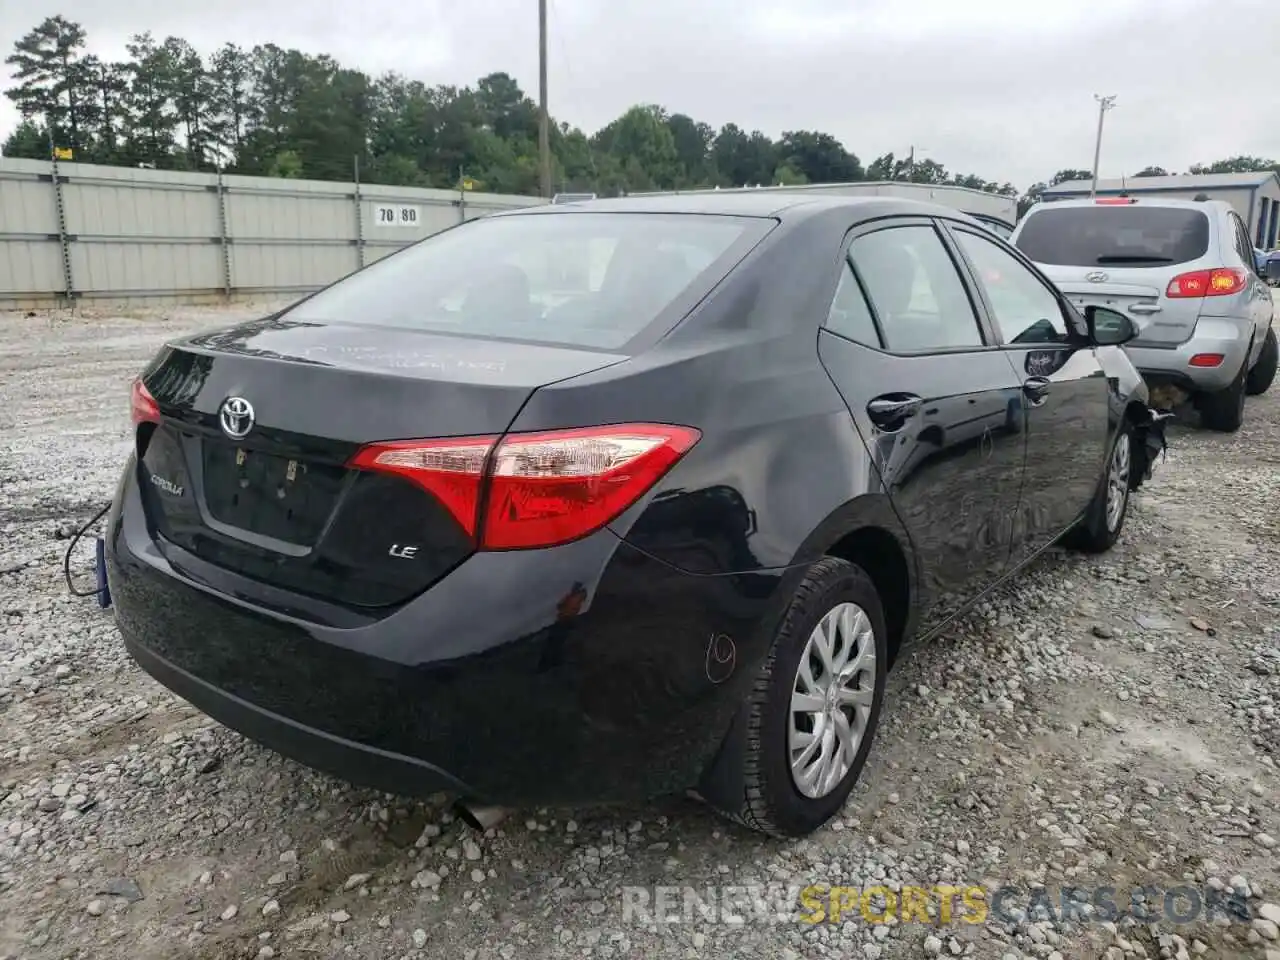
106,456,790,806
124,635,471,797
1127,315,1253,393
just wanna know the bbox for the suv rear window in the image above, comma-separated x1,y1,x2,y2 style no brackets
283,211,771,351
1014,206,1211,267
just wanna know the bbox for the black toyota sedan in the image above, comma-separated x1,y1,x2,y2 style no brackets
107,193,1165,838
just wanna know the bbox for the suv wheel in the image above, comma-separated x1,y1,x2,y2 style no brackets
1246,327,1277,396
709,557,887,838
1198,357,1248,432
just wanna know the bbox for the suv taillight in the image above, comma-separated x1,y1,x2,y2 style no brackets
1165,268,1248,299
130,378,161,425
348,424,701,550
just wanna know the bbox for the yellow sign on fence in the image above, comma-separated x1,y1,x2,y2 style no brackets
52,147,73,160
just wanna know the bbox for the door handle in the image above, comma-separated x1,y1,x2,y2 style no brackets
1022,377,1051,405
866,394,923,430
1127,303,1162,314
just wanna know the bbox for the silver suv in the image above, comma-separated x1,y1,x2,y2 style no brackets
1011,197,1277,431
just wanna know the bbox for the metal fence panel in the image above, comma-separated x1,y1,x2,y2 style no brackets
0,158,546,308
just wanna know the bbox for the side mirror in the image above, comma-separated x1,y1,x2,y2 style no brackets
1085,305,1137,346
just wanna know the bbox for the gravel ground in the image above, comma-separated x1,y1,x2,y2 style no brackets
1,304,1278,960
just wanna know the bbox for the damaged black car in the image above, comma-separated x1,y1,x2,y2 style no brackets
107,195,1168,839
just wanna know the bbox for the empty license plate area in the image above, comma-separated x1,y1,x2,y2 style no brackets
201,440,346,545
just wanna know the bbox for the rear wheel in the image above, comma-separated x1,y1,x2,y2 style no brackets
1065,421,1132,554
709,557,887,838
1198,357,1248,433
1246,327,1277,396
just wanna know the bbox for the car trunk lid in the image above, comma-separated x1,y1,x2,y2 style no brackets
1040,266,1204,347
136,318,626,608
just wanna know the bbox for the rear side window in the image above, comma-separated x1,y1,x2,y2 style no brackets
1014,206,1211,267
849,225,985,352
825,260,881,346
283,212,771,351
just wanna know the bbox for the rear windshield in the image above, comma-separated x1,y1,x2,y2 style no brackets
283,211,770,351
1014,206,1211,267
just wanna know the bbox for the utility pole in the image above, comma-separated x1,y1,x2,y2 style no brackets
903,145,926,182
1090,95,1117,199
538,0,552,199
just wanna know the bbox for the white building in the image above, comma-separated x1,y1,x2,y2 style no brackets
1041,172,1280,250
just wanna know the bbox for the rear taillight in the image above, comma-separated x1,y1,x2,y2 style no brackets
349,423,701,550
1095,197,1136,205
1166,268,1248,298
130,378,161,425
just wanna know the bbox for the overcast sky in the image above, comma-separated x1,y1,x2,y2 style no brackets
2,0,1276,190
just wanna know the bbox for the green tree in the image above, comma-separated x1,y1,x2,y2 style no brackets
773,162,808,186
1050,168,1093,186
3,15,1040,200
594,105,680,191
1188,156,1278,175
4,15,93,152
1133,166,1169,177
2,118,49,158
267,148,303,178
123,32,181,166
865,153,897,181
666,113,713,185
207,44,256,168
776,130,862,183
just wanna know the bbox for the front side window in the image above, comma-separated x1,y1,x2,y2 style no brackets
848,225,984,352
283,212,772,351
953,230,1069,345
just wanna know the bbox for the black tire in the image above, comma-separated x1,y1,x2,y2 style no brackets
1064,420,1133,554
1198,355,1248,433
709,557,888,838
1246,327,1277,396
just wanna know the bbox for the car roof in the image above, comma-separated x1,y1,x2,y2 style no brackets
1030,196,1230,213
494,192,980,223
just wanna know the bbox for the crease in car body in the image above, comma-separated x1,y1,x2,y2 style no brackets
108,193,1167,839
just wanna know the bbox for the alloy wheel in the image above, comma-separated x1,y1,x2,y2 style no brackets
1105,433,1131,533
788,602,877,799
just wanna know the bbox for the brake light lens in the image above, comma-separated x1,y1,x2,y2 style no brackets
349,436,496,537
1095,197,1136,205
1166,268,1247,298
130,378,161,425
349,423,701,550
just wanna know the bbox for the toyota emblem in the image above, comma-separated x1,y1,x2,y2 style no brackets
1085,271,1109,283
218,396,255,440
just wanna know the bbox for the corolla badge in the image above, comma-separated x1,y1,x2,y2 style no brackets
1085,271,1109,283
218,396,255,440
